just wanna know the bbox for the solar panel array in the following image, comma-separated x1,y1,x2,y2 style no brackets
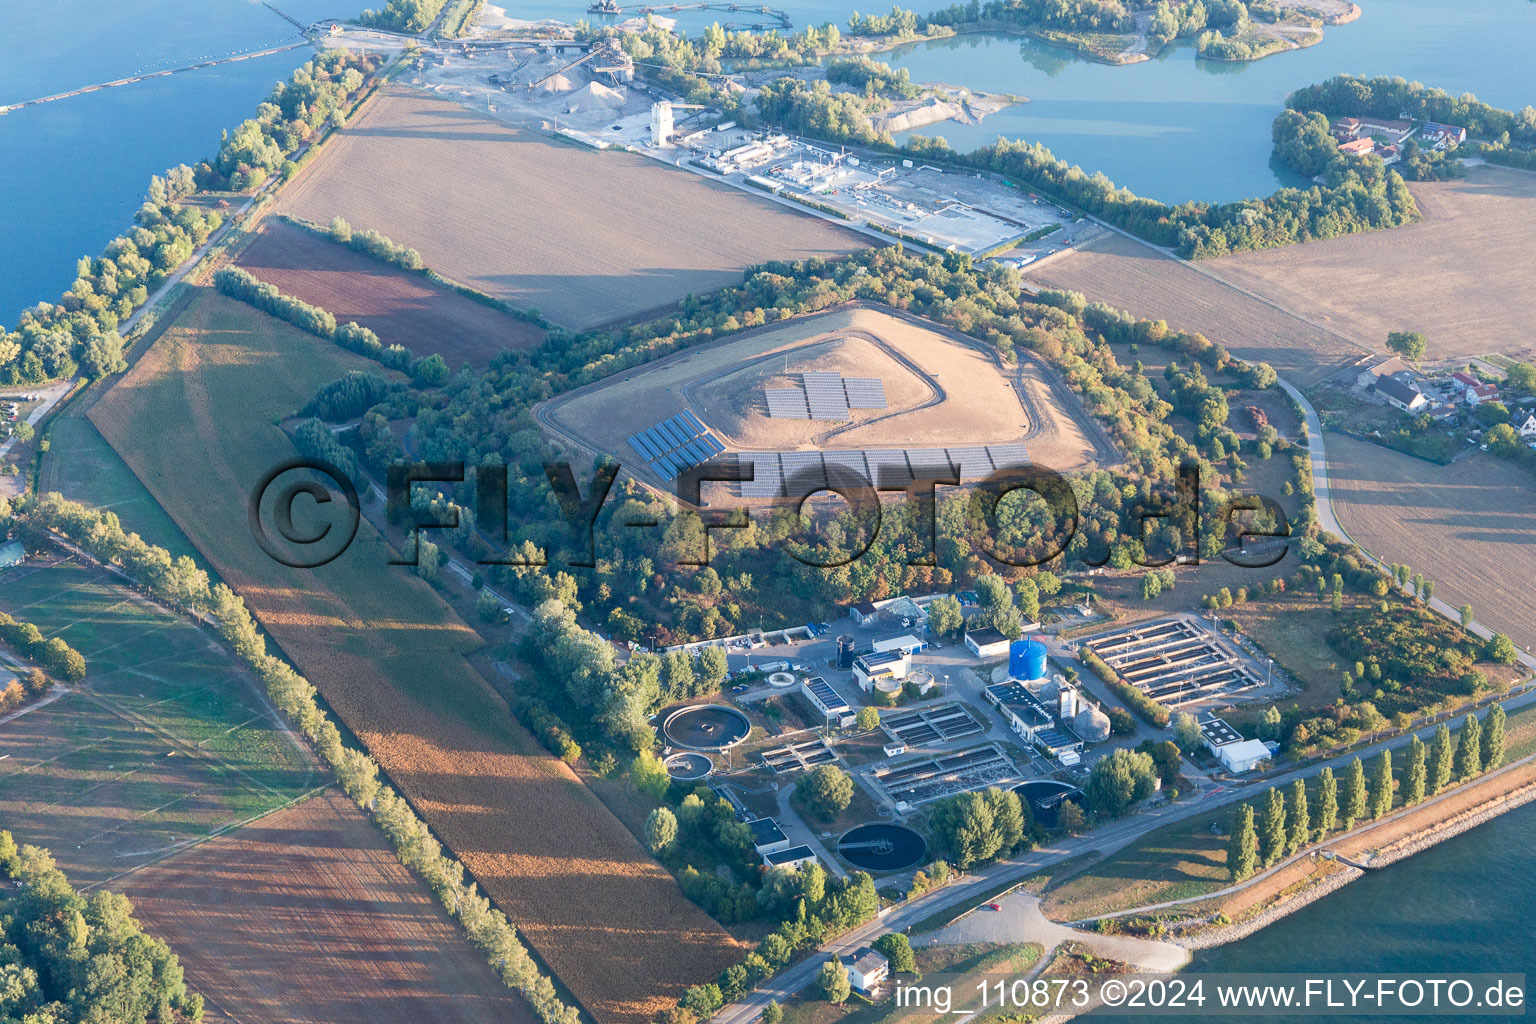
627,409,724,480
762,374,888,419
736,443,1030,498
765,388,809,418
843,377,887,409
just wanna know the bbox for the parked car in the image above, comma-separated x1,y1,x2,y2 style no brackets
987,902,1002,911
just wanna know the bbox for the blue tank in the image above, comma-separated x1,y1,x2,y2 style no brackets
1010,638,1048,681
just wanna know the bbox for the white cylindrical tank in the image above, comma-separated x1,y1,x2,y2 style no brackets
1058,686,1078,721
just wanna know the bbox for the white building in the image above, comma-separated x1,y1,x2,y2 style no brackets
1216,739,1272,774
801,676,856,728
1519,414,1536,439
964,627,1010,659
840,948,891,995
872,634,925,655
747,818,794,857
763,844,818,871
854,650,911,692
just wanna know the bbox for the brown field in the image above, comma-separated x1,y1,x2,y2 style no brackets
89,290,742,1024
1323,432,1536,651
1206,165,1536,366
1025,229,1370,387
238,219,545,367
122,790,534,1024
273,86,868,330
543,302,1110,485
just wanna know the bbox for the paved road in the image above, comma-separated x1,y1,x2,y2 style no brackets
0,380,73,460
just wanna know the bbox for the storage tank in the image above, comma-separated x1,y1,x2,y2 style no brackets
1073,705,1112,743
836,635,856,670
1010,638,1048,681
1057,685,1078,721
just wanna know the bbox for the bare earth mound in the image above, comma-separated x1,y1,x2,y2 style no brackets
274,86,867,330
1325,432,1536,650
238,218,545,366
89,291,742,1024
544,303,1107,483
1024,229,1366,387
1205,165,1536,366
122,790,535,1024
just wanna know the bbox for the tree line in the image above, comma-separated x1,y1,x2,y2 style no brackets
1228,705,1508,880
0,609,87,684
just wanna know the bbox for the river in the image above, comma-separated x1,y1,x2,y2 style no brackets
0,0,359,326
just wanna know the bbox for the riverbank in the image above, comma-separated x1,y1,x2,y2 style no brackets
1177,757,1536,950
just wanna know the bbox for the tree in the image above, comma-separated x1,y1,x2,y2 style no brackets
476,588,501,623
762,1001,783,1024
1342,757,1367,831
927,595,963,636
1431,722,1454,794
1386,330,1427,363
1404,735,1427,806
796,765,854,821
12,422,34,443
855,705,881,732
646,807,678,854
1260,787,1287,867
1173,712,1203,751
1084,748,1157,818
416,538,441,581
1228,802,1258,880
818,960,851,1004
1482,703,1507,771
1287,779,1310,855
929,788,1026,869
1454,713,1482,780
1316,766,1338,837
1369,749,1393,820
699,645,730,688
631,749,671,801
1460,604,1474,628
1484,633,1519,665
1057,800,1086,834
873,932,916,973
1256,705,1283,742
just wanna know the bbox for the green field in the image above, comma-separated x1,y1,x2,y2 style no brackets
37,409,206,566
0,560,317,885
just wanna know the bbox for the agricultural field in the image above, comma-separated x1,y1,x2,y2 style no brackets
1206,165,1536,366
237,218,545,367
122,789,535,1024
87,288,742,1024
0,559,317,886
543,302,1111,488
1322,432,1536,651
1024,229,1368,387
273,86,867,330
37,408,205,565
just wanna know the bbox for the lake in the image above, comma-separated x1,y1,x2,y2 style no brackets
0,0,359,326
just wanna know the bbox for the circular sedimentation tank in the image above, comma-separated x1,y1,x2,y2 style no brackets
837,823,927,872
662,704,751,751
1013,780,1082,827
664,752,713,781
767,671,796,689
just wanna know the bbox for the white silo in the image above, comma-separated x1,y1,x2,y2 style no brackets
1057,686,1078,721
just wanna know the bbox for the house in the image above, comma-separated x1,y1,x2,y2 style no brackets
1199,717,1243,754
839,947,891,995
964,626,1011,659
1330,116,1363,140
763,844,818,871
1375,374,1428,413
0,539,22,570
1420,121,1467,149
1338,137,1376,156
849,602,879,627
1465,383,1499,406
1450,371,1481,392
1356,355,1408,389
747,817,794,857
1518,414,1536,439
1216,739,1272,774
854,650,911,692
